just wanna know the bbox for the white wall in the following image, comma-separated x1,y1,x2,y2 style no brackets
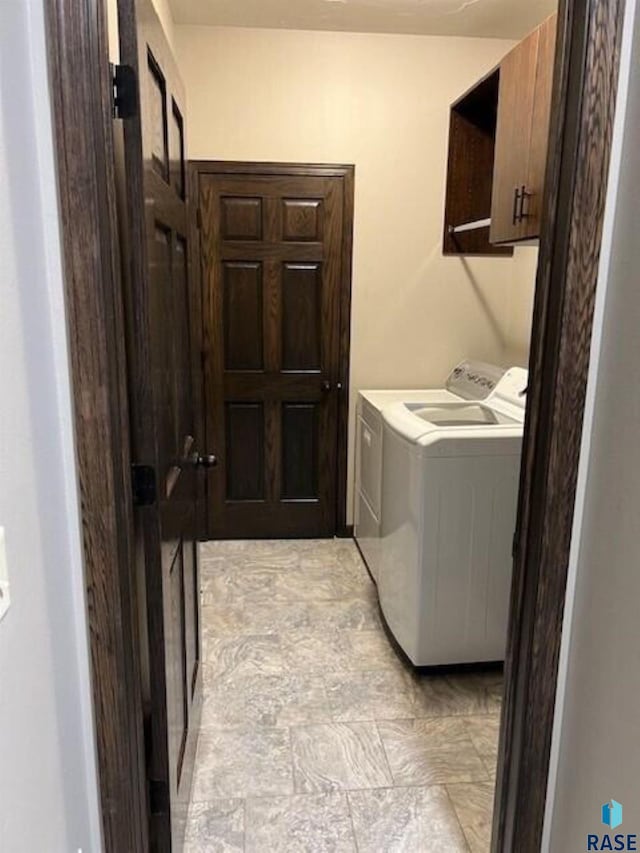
0,1,101,851
504,246,538,366
152,0,177,50
543,0,640,847
174,25,538,519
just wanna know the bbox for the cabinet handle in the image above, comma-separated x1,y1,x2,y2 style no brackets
519,185,532,220
512,187,521,225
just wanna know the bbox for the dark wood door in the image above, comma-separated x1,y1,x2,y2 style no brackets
199,167,347,539
119,0,203,847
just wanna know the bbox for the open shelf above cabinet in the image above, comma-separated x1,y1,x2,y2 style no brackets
448,217,491,235
442,69,513,257
442,13,557,257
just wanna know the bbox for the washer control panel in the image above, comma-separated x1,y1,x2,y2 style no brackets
490,367,529,409
446,361,506,401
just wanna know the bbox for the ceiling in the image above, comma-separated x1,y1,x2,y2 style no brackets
168,0,557,40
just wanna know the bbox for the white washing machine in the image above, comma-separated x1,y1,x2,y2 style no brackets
378,367,528,666
354,361,505,584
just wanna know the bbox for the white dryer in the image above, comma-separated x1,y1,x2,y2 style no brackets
354,361,505,584
378,367,527,667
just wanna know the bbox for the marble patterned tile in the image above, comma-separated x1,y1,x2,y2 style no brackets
297,547,370,574
272,564,376,603
348,786,468,853
324,668,417,722
201,600,311,638
192,541,497,850
462,715,501,764
307,597,382,632
478,671,504,708
202,634,286,679
293,539,363,560
192,728,293,800
279,629,353,674
447,781,495,852
201,539,356,567
482,754,497,781
291,722,393,793
200,551,300,578
338,629,406,672
184,799,244,853
202,561,375,607
245,793,356,852
377,717,489,787
204,626,399,677
201,565,283,605
201,672,331,729
412,672,501,719
198,554,231,575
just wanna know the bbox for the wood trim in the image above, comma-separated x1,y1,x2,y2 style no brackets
189,160,355,538
190,160,355,179
188,163,209,540
44,0,148,850
493,0,625,848
336,165,355,535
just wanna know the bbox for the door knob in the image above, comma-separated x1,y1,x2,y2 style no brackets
195,453,217,468
321,380,331,393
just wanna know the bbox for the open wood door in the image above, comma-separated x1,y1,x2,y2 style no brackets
118,0,207,846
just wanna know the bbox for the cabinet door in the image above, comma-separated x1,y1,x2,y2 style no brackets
522,13,557,239
490,27,539,244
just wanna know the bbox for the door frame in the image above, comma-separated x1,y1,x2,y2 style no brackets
44,0,625,848
493,0,625,848
45,0,148,849
189,160,355,539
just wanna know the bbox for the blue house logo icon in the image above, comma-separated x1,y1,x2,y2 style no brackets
602,800,623,830
589,799,635,850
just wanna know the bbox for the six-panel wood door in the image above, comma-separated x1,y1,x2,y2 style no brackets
199,169,346,538
119,0,203,847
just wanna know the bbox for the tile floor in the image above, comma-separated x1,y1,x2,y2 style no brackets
186,539,502,852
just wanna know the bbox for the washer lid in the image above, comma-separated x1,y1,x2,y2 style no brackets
445,360,506,401
409,402,518,427
383,399,519,441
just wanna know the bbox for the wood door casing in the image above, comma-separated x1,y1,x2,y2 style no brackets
119,0,203,847
198,165,354,539
45,0,150,847
493,0,624,848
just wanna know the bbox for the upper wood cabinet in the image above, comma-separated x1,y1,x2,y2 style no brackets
490,14,557,244
442,71,513,256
